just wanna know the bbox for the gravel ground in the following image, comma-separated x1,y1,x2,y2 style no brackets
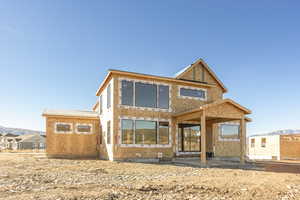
1,154,300,200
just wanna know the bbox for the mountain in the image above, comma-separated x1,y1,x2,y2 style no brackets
251,129,300,137
0,125,45,135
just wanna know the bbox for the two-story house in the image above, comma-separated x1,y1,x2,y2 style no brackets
43,59,251,164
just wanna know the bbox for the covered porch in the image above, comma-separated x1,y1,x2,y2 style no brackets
173,99,251,164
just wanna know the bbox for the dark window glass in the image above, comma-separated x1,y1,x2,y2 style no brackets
135,82,157,108
99,95,102,114
56,124,71,132
220,124,239,138
158,85,169,109
121,80,134,106
77,125,91,133
107,84,111,109
107,121,111,144
180,88,206,99
121,119,134,144
159,122,169,144
135,120,157,144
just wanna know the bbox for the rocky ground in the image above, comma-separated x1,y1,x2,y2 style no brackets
1,154,300,200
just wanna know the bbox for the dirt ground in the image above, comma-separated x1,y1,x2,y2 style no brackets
1,154,300,200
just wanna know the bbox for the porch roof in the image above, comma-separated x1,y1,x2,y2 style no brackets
173,99,252,123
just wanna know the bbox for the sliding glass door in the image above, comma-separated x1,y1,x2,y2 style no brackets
178,124,201,152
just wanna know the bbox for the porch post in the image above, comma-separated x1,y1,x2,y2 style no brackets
201,110,206,164
240,116,246,164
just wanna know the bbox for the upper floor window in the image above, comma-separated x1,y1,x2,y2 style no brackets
107,84,111,109
251,138,255,148
220,124,239,139
261,138,266,148
180,88,206,100
121,80,169,109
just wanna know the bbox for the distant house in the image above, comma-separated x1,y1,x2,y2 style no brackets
0,134,46,150
248,134,300,160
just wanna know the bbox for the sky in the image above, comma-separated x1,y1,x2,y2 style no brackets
0,1,300,135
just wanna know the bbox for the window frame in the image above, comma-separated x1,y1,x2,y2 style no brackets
261,138,266,148
119,78,171,111
107,121,111,144
75,123,93,134
218,123,240,142
178,86,207,101
54,122,73,134
120,118,171,147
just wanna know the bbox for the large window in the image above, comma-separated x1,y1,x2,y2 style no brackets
135,120,157,144
107,84,111,109
135,83,157,108
121,119,169,145
121,80,169,109
220,124,239,139
158,85,169,109
121,80,134,106
159,122,169,144
180,88,206,99
121,119,134,144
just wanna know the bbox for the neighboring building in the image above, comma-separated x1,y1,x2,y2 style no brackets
0,133,45,150
248,134,300,160
42,58,252,163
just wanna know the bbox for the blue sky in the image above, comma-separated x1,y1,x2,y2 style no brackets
0,1,299,135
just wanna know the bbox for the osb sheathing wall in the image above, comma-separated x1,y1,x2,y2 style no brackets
110,67,235,160
46,117,100,158
280,134,300,160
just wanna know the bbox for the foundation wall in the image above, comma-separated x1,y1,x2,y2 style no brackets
45,117,100,158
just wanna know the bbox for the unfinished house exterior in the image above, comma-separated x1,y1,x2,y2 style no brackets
43,59,251,164
248,134,300,160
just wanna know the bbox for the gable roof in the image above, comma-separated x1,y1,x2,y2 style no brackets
173,98,252,117
174,58,228,93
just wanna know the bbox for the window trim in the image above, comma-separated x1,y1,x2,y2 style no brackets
178,85,207,101
119,78,172,112
218,123,240,142
119,116,171,148
54,122,73,134
75,123,93,135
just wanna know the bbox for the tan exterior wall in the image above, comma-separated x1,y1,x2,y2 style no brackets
45,116,100,158
280,134,300,160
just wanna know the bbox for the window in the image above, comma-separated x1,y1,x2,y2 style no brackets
121,119,169,145
99,95,102,114
76,124,92,134
251,138,255,148
158,85,169,109
135,82,157,108
220,124,239,139
107,84,111,109
261,138,266,148
180,88,206,99
121,80,134,106
107,121,111,144
55,123,72,133
121,80,170,109
159,122,169,144
135,120,157,144
121,119,134,144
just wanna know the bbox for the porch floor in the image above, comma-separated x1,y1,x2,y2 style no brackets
172,157,262,170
